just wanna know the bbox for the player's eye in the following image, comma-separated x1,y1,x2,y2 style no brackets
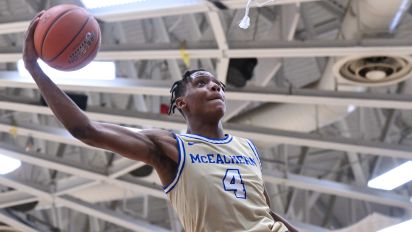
197,80,206,86
220,85,225,92
214,82,225,91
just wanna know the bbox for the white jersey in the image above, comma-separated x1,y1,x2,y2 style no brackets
164,133,289,232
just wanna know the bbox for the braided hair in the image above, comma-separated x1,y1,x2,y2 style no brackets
168,69,225,115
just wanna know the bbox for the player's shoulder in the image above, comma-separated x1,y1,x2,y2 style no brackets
142,129,178,150
142,129,180,164
143,128,175,139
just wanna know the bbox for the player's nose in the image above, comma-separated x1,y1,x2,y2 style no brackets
209,82,221,92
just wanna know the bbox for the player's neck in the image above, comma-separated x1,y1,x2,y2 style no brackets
186,120,225,139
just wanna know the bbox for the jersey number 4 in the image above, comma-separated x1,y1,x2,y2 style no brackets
222,169,246,199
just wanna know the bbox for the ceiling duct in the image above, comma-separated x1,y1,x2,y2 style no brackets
231,0,411,132
334,55,412,86
335,0,412,87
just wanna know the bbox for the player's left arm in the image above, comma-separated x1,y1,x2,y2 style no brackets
263,188,299,232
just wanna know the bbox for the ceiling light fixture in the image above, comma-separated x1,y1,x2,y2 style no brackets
17,59,116,80
367,161,412,190
0,154,21,175
377,219,412,232
81,0,146,9
80,0,201,22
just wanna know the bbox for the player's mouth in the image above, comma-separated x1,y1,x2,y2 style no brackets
207,95,224,102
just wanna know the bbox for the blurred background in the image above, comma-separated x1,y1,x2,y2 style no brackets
0,0,411,231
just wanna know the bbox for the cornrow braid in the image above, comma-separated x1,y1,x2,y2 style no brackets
168,69,202,115
168,69,226,115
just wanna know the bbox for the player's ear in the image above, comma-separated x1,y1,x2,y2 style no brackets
175,97,187,111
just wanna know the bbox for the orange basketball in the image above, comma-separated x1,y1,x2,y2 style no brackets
34,4,101,71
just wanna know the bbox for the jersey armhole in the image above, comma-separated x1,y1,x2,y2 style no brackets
246,139,263,170
163,133,186,194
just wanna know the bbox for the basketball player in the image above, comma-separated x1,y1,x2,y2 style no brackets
23,13,298,232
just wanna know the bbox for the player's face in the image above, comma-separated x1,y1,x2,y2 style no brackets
184,71,226,119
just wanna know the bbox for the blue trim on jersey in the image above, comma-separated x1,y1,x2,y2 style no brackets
246,139,262,169
163,134,186,194
181,133,233,144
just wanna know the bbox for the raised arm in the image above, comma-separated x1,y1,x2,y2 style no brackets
22,13,177,169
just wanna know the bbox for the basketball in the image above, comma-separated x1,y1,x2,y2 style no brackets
33,4,100,71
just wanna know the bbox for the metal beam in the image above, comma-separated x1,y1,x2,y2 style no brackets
300,3,327,70
152,18,183,81
0,72,170,96
281,3,300,40
0,129,411,209
109,158,146,179
226,88,412,110
321,158,345,227
229,124,412,159
206,11,228,50
318,0,345,17
56,196,169,232
206,7,229,83
55,177,98,196
370,83,407,178
0,21,30,35
0,144,107,181
337,121,368,185
226,44,412,58
0,176,52,202
0,144,166,199
285,147,309,216
263,171,412,210
0,48,221,62
0,103,412,159
186,13,215,71
113,22,149,113
0,118,103,151
0,176,169,232
296,18,341,40
0,0,320,35
97,48,223,60
0,191,38,209
223,0,320,8
2,74,412,110
0,210,39,232
2,39,412,61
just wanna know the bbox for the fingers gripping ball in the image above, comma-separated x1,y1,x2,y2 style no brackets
33,4,101,71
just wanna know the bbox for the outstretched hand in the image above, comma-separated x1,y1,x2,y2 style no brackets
23,11,44,71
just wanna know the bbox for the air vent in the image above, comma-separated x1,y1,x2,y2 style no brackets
333,55,412,86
